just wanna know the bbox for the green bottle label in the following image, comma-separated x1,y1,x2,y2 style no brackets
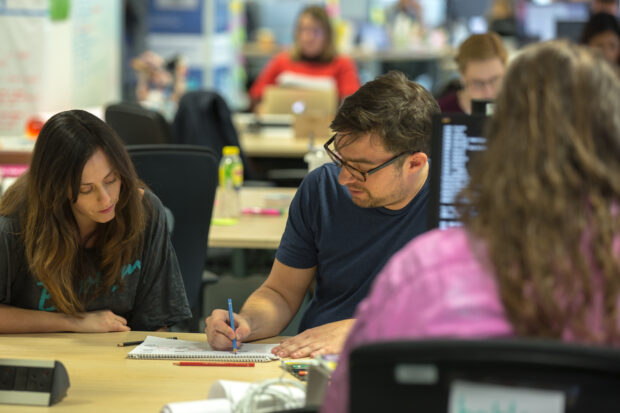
232,160,243,188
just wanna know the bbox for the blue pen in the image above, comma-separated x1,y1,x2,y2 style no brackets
227,298,238,353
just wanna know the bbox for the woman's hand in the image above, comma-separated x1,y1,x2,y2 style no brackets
69,310,130,333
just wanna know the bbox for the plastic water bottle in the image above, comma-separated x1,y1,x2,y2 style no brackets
304,145,329,172
304,132,330,172
218,146,243,218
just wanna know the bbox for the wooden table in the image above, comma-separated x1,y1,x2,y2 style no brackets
234,113,328,159
208,187,296,250
0,331,287,413
0,137,34,165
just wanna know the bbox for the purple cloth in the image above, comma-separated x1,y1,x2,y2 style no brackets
320,227,513,413
437,91,464,113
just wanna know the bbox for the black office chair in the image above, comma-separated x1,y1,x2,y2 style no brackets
126,144,218,329
349,339,620,413
105,102,174,145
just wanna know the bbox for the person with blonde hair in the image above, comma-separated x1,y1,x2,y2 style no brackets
438,32,508,114
248,5,360,111
322,40,620,412
0,110,191,333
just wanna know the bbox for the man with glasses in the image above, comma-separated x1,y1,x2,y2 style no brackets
205,71,440,358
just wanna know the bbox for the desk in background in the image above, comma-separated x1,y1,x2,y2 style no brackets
208,187,296,278
0,138,33,193
234,113,322,159
0,151,32,165
234,113,329,186
0,331,285,413
240,132,313,158
0,137,34,164
208,187,296,250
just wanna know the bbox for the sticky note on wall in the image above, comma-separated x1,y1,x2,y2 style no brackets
50,0,70,21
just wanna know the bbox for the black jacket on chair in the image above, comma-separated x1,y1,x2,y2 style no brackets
173,90,256,180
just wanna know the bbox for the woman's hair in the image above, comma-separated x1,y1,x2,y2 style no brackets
455,32,508,74
459,40,620,343
0,110,147,314
291,5,336,62
580,12,620,47
330,71,439,156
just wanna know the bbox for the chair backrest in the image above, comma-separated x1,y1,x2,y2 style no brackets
349,339,620,413
105,103,174,145
126,144,218,310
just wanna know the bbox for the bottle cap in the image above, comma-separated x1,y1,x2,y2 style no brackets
222,146,240,156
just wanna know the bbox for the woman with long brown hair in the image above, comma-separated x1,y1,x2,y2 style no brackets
0,110,191,332
321,40,620,412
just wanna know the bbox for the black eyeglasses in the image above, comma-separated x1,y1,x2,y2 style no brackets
323,134,412,182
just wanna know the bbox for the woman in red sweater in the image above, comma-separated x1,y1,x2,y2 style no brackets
249,5,360,111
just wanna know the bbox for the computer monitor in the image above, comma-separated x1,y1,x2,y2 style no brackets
427,113,487,229
521,2,589,42
556,20,587,43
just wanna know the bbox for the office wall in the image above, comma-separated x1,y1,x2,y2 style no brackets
0,0,121,135
146,0,246,110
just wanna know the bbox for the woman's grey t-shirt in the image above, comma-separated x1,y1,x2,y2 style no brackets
0,191,191,331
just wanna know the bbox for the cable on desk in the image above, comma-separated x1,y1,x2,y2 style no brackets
231,376,306,413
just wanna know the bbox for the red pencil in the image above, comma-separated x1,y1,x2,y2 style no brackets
173,361,255,367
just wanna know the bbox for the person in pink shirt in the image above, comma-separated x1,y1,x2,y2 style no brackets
322,40,620,413
248,5,360,111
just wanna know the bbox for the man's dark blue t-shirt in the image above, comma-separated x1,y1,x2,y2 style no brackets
276,163,430,332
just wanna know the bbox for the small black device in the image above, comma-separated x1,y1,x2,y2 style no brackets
556,20,587,43
0,359,70,406
471,99,494,116
165,55,180,73
427,113,488,229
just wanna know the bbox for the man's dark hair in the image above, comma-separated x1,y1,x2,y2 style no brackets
330,71,440,156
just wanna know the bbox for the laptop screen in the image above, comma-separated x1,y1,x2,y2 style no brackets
261,85,337,115
427,113,487,229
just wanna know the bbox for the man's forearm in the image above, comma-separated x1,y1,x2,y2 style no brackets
240,286,296,340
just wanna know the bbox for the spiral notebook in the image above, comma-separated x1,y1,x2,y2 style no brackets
127,336,279,362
